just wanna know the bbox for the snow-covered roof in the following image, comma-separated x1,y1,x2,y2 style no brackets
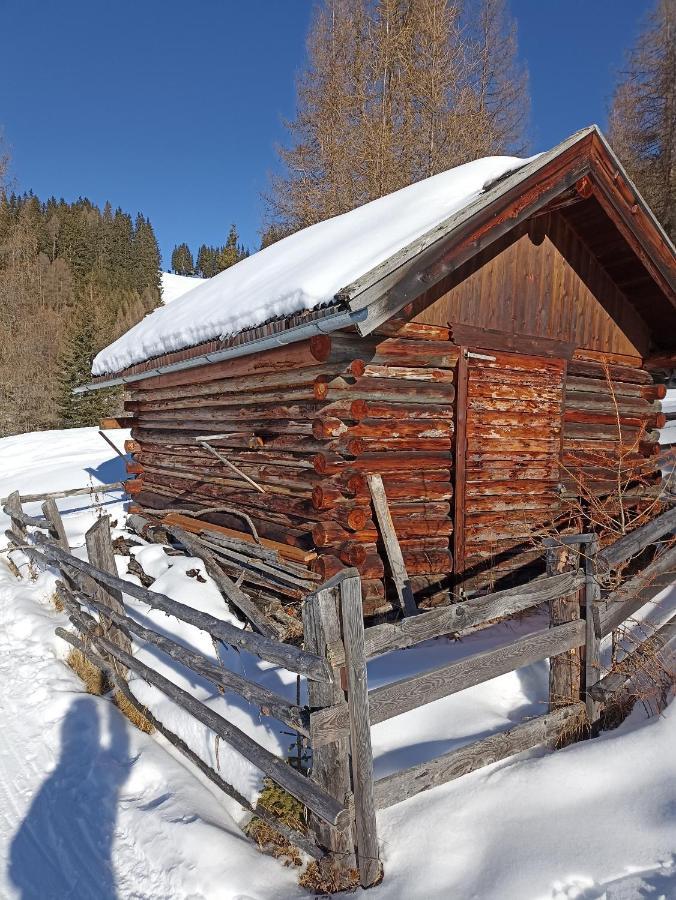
160,272,206,305
92,154,532,376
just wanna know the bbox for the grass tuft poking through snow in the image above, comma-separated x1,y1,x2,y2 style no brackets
112,689,155,735
66,647,108,696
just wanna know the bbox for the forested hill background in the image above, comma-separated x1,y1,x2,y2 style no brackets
0,193,161,436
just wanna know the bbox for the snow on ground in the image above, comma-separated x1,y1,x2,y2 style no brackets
1,427,675,899
93,154,532,375
160,272,206,305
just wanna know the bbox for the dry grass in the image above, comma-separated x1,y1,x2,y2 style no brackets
298,860,361,894
245,818,302,868
113,689,154,734
51,591,64,612
66,648,108,695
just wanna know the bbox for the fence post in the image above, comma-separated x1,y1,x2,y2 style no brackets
339,572,381,888
302,579,357,882
5,491,26,543
584,536,602,730
85,516,131,675
546,543,582,711
41,498,69,550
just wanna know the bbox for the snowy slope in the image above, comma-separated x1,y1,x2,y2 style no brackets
93,154,531,375
1,428,675,898
160,271,206,305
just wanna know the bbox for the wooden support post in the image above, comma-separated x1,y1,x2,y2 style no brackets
546,543,582,711
85,516,132,675
584,537,602,729
41,498,69,549
303,580,357,880
367,473,417,616
339,573,381,887
5,491,27,543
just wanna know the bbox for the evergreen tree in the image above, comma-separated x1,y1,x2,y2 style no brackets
217,225,244,270
171,242,195,275
609,0,675,240
57,306,117,427
196,244,219,278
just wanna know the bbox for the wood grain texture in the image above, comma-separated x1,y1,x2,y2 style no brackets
373,703,586,809
340,574,381,887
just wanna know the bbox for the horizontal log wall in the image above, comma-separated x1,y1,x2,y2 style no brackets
125,326,456,617
561,353,664,519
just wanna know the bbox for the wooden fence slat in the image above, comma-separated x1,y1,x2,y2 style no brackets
41,498,69,549
0,482,123,505
55,626,347,827
26,533,332,682
584,538,602,725
358,570,584,661
310,620,586,740
547,545,582,711
599,505,676,571
598,543,676,636
373,703,586,809
4,492,27,542
302,579,357,874
85,517,132,675
58,583,309,735
340,574,381,887
367,474,417,616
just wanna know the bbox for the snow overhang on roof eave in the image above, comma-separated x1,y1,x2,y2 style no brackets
342,124,676,337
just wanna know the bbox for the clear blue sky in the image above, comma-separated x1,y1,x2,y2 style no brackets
0,0,648,268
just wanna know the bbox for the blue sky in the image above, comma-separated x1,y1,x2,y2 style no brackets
0,1,648,268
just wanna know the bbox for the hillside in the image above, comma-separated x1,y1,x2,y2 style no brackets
160,271,206,305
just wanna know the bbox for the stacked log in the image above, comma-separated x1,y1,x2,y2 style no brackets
561,355,664,508
124,325,456,617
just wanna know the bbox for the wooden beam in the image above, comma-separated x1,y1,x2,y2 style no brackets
367,474,417,616
373,703,586,809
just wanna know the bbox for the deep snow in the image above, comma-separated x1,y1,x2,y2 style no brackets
1,427,675,899
161,272,206,305
93,154,531,375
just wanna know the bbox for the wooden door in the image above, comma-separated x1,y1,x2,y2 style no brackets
454,348,566,592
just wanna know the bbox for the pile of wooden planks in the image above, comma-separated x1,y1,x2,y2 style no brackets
123,322,456,617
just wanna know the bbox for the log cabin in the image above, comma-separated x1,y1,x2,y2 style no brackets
83,126,676,617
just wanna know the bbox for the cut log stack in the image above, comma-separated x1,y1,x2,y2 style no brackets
123,323,457,617
561,354,665,516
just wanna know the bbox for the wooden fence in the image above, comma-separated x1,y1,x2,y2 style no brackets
3,489,676,890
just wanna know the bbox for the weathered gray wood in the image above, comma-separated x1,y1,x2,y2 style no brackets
27,532,332,682
2,504,48,529
547,545,582,711
311,619,586,739
4,492,28,542
302,581,357,873
373,702,587,809
85,517,132,675
584,538,602,725
340,574,381,887
164,525,280,638
599,543,676,636
41,498,69,549
367,473,416,617
358,570,585,661
58,582,309,735
1,482,123,505
590,613,676,703
599,506,676,571
55,625,347,827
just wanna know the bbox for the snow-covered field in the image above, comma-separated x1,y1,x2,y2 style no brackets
0,428,675,899
160,272,206,305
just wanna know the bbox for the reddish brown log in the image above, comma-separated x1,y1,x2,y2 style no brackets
314,452,451,475
125,439,141,454
312,522,379,547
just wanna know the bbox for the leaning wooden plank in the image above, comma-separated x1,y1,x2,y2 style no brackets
373,703,587,810
598,543,676,636
27,534,332,682
358,570,585,661
1,504,48,528
0,481,123,505
161,511,316,564
584,538,602,725
55,627,346,828
58,582,309,736
340,574,381,887
41,498,69,549
164,525,280,639
589,613,676,703
598,505,676,571
311,620,586,739
367,473,417,616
